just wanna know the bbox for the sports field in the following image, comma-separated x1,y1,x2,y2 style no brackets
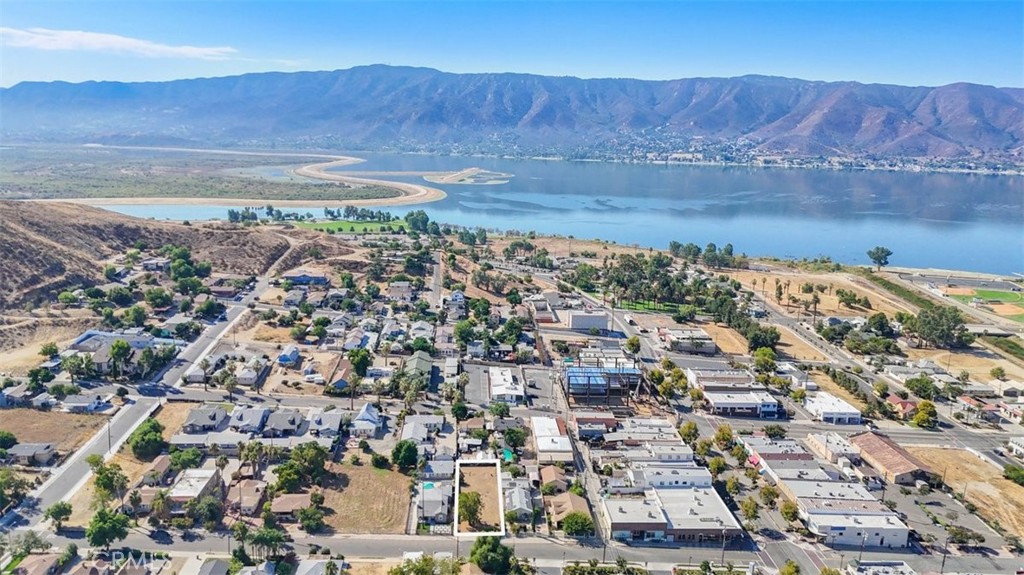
295,219,406,233
944,286,1024,322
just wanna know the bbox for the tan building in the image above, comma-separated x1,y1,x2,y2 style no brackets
849,432,932,485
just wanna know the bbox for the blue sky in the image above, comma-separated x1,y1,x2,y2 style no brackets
1,1,1021,88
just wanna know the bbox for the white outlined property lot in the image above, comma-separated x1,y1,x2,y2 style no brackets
453,458,506,537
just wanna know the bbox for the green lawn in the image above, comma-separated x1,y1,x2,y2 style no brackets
615,300,681,313
295,220,405,233
972,288,1024,303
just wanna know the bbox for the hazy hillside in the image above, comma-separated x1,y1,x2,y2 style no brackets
0,202,291,309
1,65,1021,159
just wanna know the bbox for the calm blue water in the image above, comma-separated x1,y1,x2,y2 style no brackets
97,152,1024,274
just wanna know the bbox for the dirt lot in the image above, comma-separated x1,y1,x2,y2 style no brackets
349,562,402,575
903,345,1023,382
726,269,912,319
152,401,198,439
321,460,411,534
775,326,829,362
65,450,152,527
0,311,98,375
809,372,868,411
699,322,748,355
0,408,108,453
907,447,1024,540
458,464,501,532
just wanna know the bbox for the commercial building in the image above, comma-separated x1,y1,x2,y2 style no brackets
531,416,573,464
661,328,717,355
704,391,780,418
805,433,860,465
567,310,609,332
685,368,756,392
805,392,863,425
489,367,525,405
849,432,932,485
603,486,742,544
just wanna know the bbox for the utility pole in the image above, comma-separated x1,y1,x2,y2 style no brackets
720,528,727,564
939,534,951,574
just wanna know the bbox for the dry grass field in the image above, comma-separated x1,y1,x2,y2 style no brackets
0,408,108,453
152,402,198,439
727,269,912,318
321,460,411,534
907,447,1024,540
699,322,749,355
775,326,829,362
458,464,501,532
903,345,1023,382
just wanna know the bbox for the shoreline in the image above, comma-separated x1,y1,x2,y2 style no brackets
78,144,447,206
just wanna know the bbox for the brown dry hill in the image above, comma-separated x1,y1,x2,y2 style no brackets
0,201,291,309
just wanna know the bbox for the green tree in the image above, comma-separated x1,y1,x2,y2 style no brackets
867,246,893,270
915,306,974,348
707,456,728,477
760,485,780,508
780,500,800,523
778,560,800,575
714,424,734,449
468,536,513,574
624,336,641,354
391,440,419,472
127,419,166,460
762,424,787,439
86,508,130,551
503,427,528,449
753,347,776,374
489,402,510,418
44,501,72,531
740,497,760,522
109,339,132,378
725,476,741,496
912,400,938,429
678,421,700,444
991,366,1006,381
0,431,17,449
561,511,594,536
297,506,326,532
39,342,59,358
348,348,371,377
459,491,482,527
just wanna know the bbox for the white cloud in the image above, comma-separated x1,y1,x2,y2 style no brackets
0,27,238,60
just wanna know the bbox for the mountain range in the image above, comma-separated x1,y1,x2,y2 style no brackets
2,65,1022,160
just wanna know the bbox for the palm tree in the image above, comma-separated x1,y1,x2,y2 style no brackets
62,354,83,384
810,293,821,324
232,522,250,555
324,562,339,575
198,358,211,391
349,374,361,410
128,489,142,524
216,455,229,475
151,490,170,525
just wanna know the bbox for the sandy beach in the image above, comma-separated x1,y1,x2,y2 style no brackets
73,145,447,207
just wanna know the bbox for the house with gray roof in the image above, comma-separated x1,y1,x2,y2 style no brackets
351,402,382,438
308,409,345,437
421,459,455,480
262,410,306,437
229,407,270,433
182,406,229,433
8,443,56,466
418,481,453,524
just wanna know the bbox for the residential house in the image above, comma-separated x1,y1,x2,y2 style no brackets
237,563,275,575
418,481,453,524
405,350,434,381
30,393,55,409
283,289,307,307
278,345,300,366
62,393,107,413
351,402,383,438
409,321,435,341
282,270,330,286
228,479,267,516
121,487,160,516
141,455,174,486
168,469,222,514
182,406,228,433
2,383,35,406
270,492,311,522
185,364,208,384
388,281,414,303
141,257,171,272
193,561,229,575
434,325,458,358
1007,436,1024,458
402,422,430,445
886,395,918,420
421,459,455,481
229,407,270,433
262,410,305,437
308,409,345,437
546,492,590,530
236,359,268,387
539,465,568,493
467,340,485,359
504,485,533,522
8,443,56,466
13,554,61,575
406,414,445,431
1000,402,1024,425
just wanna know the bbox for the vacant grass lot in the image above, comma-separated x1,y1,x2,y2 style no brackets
0,409,108,453
458,464,502,533
321,460,411,534
294,220,406,234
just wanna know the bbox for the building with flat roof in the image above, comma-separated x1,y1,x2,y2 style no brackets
805,392,863,425
603,486,742,544
805,433,860,465
661,328,717,355
168,469,221,514
704,391,780,418
603,418,681,446
489,367,525,405
532,416,573,464
844,561,916,575
685,368,756,392
806,513,909,548
1008,435,1024,457
567,310,609,332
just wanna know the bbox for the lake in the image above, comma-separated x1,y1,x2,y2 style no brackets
98,152,1024,275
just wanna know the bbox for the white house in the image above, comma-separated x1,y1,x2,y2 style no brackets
351,402,383,438
62,394,107,413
